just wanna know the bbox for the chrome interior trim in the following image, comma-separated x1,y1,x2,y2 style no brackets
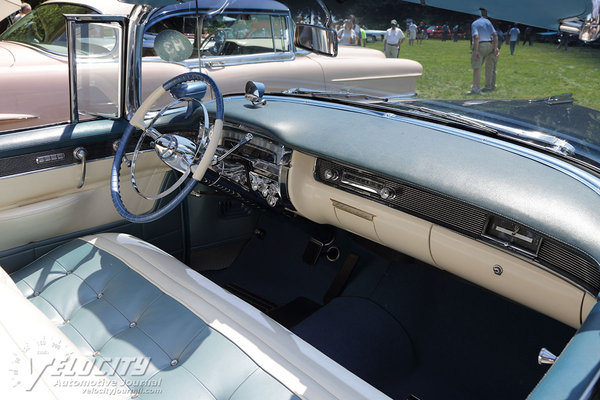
0,150,152,181
198,52,296,68
331,199,375,221
126,5,153,118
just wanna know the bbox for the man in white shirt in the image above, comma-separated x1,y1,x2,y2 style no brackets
384,20,405,58
469,8,498,94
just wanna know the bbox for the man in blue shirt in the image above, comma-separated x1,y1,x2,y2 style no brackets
469,8,498,94
508,25,520,55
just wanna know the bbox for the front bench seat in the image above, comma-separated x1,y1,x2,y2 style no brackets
6,233,389,400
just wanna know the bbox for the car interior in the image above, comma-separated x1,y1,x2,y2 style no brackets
1,78,594,398
2,0,600,399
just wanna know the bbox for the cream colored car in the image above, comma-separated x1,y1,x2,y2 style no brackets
0,0,422,132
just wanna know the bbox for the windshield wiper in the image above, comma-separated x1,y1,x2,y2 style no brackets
282,88,391,102
391,103,500,135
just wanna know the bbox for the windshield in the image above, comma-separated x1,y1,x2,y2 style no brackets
0,3,96,55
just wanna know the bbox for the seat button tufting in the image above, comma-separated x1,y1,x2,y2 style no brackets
93,350,100,357
170,359,178,367
66,270,72,275
97,293,103,299
33,291,40,297
129,322,137,328
63,319,70,325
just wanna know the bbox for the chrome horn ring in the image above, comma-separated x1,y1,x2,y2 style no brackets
129,98,210,201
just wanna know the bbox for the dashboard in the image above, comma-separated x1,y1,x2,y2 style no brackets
194,96,600,329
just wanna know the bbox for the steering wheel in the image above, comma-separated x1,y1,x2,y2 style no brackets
111,72,224,223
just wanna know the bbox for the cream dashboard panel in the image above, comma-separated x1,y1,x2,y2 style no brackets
287,151,589,328
0,152,169,251
288,151,434,265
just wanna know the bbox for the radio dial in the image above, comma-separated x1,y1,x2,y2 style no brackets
380,187,394,200
324,169,339,181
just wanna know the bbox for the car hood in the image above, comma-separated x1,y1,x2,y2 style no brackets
401,0,592,30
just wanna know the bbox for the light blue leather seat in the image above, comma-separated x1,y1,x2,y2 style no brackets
10,235,300,399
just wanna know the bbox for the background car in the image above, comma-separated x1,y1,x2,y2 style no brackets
0,0,422,132
426,24,466,39
363,26,385,42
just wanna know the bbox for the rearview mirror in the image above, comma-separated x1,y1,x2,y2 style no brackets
294,24,338,57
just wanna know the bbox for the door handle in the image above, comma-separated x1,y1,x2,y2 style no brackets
73,147,87,189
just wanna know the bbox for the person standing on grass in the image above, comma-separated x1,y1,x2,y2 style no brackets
556,31,569,50
384,19,405,58
496,27,505,50
417,21,425,44
338,19,358,46
468,8,498,94
452,24,460,41
442,22,450,41
408,20,417,46
522,26,533,46
360,26,367,47
508,24,520,55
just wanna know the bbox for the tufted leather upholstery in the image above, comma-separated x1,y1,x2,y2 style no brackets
10,236,300,400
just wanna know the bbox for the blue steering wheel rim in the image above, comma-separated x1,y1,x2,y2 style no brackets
110,72,223,224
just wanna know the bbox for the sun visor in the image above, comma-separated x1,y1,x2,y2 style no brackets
402,0,591,30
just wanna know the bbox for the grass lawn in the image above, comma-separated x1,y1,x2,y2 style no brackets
366,39,600,110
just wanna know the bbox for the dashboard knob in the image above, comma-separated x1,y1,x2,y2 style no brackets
380,187,394,200
266,195,278,207
324,169,339,181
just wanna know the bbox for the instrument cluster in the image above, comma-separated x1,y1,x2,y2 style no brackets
211,126,291,208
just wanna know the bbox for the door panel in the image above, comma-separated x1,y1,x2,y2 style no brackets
0,120,170,253
0,153,168,251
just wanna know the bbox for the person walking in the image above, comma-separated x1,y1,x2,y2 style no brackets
468,8,498,94
384,20,405,58
508,24,520,55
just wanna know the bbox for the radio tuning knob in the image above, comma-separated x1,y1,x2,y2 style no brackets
324,169,339,181
380,187,394,200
